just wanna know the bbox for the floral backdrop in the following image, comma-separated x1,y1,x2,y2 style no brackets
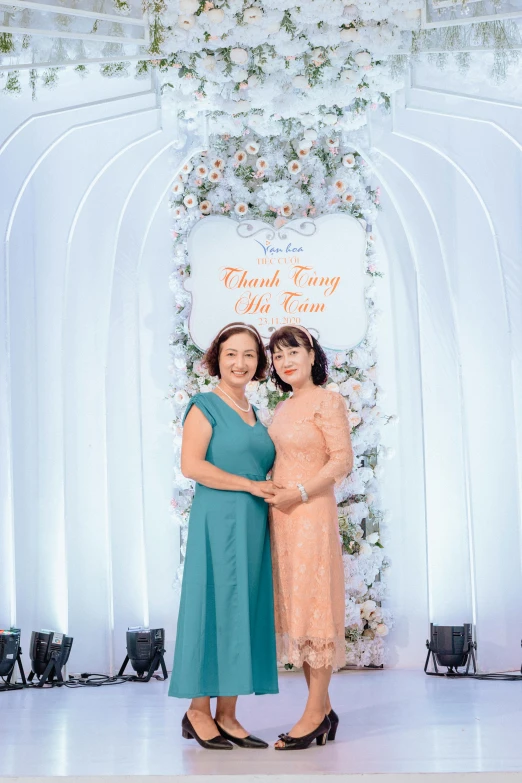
168,119,395,666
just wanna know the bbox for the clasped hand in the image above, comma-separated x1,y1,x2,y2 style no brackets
249,480,302,511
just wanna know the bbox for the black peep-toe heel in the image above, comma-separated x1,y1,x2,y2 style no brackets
327,709,339,741
275,715,331,751
181,713,233,750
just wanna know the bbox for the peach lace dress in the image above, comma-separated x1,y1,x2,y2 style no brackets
268,387,353,671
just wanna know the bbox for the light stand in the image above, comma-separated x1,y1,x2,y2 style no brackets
28,630,74,687
0,629,26,691
118,628,168,682
425,623,477,676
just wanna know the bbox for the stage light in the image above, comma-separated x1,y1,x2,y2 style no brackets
425,623,477,676
0,628,26,691
118,627,168,682
28,630,74,687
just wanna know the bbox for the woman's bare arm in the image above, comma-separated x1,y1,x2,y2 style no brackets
181,405,275,498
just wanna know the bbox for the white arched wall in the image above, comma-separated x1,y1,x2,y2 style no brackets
0,65,521,673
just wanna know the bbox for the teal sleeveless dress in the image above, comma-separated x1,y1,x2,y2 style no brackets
169,392,279,698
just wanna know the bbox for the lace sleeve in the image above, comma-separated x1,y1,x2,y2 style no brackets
314,391,354,486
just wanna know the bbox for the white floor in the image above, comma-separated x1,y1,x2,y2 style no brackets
2,670,522,781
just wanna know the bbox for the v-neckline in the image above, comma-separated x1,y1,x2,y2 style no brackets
211,391,259,429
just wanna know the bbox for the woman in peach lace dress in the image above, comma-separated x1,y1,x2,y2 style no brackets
266,325,353,751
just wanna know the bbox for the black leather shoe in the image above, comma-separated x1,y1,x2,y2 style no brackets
327,709,339,741
181,713,233,750
275,715,331,750
216,722,268,749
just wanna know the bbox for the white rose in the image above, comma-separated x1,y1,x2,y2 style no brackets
199,200,212,215
340,69,358,83
292,75,309,89
246,141,259,155
177,14,195,29
375,623,389,636
174,390,189,405
202,54,216,71
234,202,248,215
366,532,380,545
230,48,248,65
360,599,376,618
287,160,301,174
183,194,197,208
266,378,276,391
267,21,280,34
206,7,224,22
354,51,372,67
303,128,317,141
234,68,248,82
340,27,359,42
322,113,338,126
342,153,356,167
326,382,340,392
243,6,262,24
179,0,198,12
358,541,372,557
311,47,325,63
247,74,259,88
298,138,312,151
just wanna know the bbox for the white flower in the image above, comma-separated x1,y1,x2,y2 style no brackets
256,156,269,170
202,55,216,71
173,205,186,219
375,623,389,636
298,147,310,158
322,113,338,126
234,202,248,215
246,141,259,155
334,179,347,194
247,74,259,88
310,47,326,64
210,157,225,170
343,154,356,167
287,160,301,174
172,182,184,195
358,541,372,557
174,390,189,405
243,6,262,24
199,200,212,215
234,150,247,164
360,599,377,619
348,411,361,427
340,27,359,42
206,7,224,22
354,51,372,67
281,203,293,217
326,382,340,392
179,0,198,12
266,378,276,392
177,14,195,30
183,194,197,208
233,68,248,82
208,169,222,183
293,75,310,89
342,192,355,204
367,532,380,545
195,164,208,177
298,138,312,151
230,48,248,65
181,162,193,174
303,128,317,141
340,69,358,84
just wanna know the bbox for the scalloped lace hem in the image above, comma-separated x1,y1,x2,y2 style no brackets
277,632,346,671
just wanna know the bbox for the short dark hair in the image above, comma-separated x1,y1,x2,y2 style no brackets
268,326,328,392
203,322,268,380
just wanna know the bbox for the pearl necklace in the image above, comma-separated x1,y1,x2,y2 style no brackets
216,385,251,413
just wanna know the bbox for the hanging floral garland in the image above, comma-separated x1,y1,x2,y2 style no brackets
168,122,394,667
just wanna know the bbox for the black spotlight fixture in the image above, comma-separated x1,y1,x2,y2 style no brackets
425,623,477,676
118,628,168,682
0,628,26,691
28,630,74,687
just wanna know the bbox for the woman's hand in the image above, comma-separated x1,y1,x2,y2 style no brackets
264,487,302,512
248,480,280,499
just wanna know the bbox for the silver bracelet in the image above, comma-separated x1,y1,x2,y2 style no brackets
297,483,309,503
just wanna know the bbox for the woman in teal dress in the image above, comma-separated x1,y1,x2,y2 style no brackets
169,322,279,750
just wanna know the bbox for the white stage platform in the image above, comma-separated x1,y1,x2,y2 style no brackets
2,670,522,782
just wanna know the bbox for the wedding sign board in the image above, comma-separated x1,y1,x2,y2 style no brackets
184,213,368,350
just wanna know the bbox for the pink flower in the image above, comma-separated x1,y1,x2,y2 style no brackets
204,1,213,8
195,178,202,186
368,263,377,273
274,217,287,228
170,230,179,239
239,82,248,89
